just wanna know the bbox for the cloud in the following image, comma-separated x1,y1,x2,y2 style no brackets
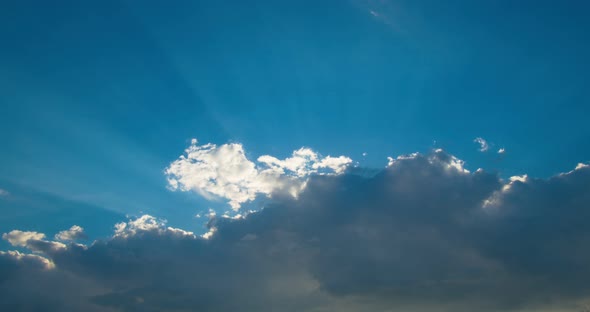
0,250,55,270
388,149,470,174
0,250,106,311
55,225,86,242
113,214,195,239
473,137,489,152
0,189,8,197
498,148,505,154
1,151,590,311
165,139,352,209
2,230,46,247
3,230,66,255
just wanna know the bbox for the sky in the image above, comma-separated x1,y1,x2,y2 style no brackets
1,1,590,311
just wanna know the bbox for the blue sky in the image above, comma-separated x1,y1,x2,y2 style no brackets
1,0,590,232
2,0,590,237
2,1,590,311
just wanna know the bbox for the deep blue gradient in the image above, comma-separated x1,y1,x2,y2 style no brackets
1,0,589,233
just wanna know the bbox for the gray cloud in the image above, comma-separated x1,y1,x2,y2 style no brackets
1,151,589,311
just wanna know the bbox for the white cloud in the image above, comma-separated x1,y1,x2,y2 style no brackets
508,174,528,183
0,189,8,197
201,226,217,240
386,156,395,167
387,149,469,174
2,230,66,254
256,148,352,176
474,137,489,152
311,155,352,174
483,174,529,208
2,230,45,247
557,162,589,177
55,225,86,242
114,215,195,239
165,139,352,210
498,148,505,154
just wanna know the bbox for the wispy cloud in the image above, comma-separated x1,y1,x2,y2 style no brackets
352,0,406,34
473,137,489,152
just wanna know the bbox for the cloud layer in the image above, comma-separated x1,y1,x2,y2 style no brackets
2,150,590,311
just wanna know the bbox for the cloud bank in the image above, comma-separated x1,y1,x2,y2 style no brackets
2,149,590,311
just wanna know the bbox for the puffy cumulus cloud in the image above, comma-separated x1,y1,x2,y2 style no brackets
55,225,86,242
165,139,352,209
113,214,195,239
474,137,489,152
257,149,351,176
3,230,46,247
3,230,66,255
1,151,590,311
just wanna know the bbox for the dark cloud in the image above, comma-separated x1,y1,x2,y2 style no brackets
1,152,589,311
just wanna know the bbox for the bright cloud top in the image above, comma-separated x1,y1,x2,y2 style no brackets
113,214,195,239
2,230,45,247
165,139,352,209
54,225,86,242
388,149,470,174
2,230,66,254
